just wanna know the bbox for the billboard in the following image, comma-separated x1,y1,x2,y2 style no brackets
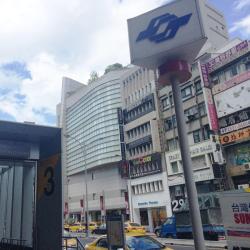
214,80,250,118
219,192,250,250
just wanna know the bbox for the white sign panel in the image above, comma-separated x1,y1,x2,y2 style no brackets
219,192,250,249
168,168,214,186
214,80,250,118
127,0,207,69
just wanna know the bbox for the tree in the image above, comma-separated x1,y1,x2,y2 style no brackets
104,63,123,74
87,71,99,84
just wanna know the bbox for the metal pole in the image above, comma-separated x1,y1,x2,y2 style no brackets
171,76,206,250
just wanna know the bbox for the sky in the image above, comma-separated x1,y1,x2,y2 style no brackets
0,0,249,126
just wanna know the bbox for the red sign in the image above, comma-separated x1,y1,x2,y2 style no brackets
65,202,68,214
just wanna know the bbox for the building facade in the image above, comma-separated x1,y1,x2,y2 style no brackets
158,60,226,212
57,70,132,222
203,39,250,190
121,66,172,232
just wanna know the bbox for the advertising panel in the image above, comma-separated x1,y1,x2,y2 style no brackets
219,192,250,249
219,107,250,134
214,80,250,118
207,40,249,73
220,127,250,145
127,0,207,69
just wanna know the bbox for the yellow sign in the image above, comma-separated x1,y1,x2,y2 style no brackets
220,127,250,145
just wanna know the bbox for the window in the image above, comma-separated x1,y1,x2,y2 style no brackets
194,80,202,93
181,85,192,99
93,193,96,200
230,65,238,77
161,97,169,109
203,124,210,140
198,102,206,117
165,115,176,131
193,129,201,143
167,138,179,151
171,162,178,173
185,106,199,121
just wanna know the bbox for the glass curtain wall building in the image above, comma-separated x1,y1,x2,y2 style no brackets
57,69,131,221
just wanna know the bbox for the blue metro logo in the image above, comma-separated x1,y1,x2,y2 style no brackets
136,13,192,43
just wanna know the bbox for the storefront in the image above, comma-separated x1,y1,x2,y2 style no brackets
129,172,172,232
222,139,250,189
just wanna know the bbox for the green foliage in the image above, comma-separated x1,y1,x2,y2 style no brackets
104,63,123,74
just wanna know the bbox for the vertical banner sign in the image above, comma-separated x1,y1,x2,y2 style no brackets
203,87,219,131
219,192,250,250
100,195,105,216
124,191,129,215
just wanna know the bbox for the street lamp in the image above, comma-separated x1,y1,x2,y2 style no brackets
64,133,90,237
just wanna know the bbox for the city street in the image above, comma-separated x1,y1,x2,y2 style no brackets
68,232,228,249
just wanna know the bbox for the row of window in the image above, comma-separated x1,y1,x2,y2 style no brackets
210,54,250,85
126,122,150,140
161,80,202,110
130,161,161,178
123,68,146,85
124,100,155,123
164,102,207,131
132,180,163,195
125,83,153,106
166,125,210,150
169,155,209,175
128,142,152,157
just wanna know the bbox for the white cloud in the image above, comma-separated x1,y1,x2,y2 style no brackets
229,14,250,37
0,0,167,125
234,0,250,10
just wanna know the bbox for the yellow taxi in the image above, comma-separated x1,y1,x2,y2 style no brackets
89,222,98,231
85,234,173,250
69,222,85,232
64,223,70,231
124,222,146,234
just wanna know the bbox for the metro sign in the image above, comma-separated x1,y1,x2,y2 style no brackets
127,0,218,69
136,13,192,43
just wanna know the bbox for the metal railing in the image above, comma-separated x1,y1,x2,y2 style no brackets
62,236,85,250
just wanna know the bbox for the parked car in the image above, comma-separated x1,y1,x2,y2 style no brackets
92,223,107,235
85,234,173,250
124,222,146,234
69,222,85,232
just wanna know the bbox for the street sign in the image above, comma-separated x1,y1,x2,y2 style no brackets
127,0,228,69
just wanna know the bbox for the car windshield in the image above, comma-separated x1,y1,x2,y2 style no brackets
129,223,141,227
127,236,164,250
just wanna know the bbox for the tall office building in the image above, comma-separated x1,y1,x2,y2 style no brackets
57,69,132,221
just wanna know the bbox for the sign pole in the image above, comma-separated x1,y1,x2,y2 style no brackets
162,60,205,249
